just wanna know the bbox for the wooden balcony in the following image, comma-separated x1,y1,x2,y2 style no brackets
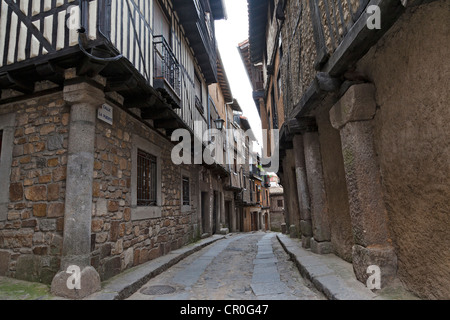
153,35,181,108
172,0,219,84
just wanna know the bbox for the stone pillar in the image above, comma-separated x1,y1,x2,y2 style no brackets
303,131,332,254
51,76,104,299
292,135,313,248
284,149,301,235
330,83,397,288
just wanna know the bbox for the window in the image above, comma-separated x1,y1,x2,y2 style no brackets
195,72,203,112
182,176,190,206
137,149,157,206
271,85,278,129
277,199,283,208
205,12,213,40
277,71,282,100
153,0,171,45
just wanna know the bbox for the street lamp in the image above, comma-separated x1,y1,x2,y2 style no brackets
214,116,225,131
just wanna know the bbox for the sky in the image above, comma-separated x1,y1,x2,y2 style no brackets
215,0,263,147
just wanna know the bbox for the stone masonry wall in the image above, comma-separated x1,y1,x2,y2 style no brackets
0,88,200,284
280,0,317,119
0,91,69,283
91,102,197,281
356,1,450,299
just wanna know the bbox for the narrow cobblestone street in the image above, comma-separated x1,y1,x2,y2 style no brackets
127,232,325,300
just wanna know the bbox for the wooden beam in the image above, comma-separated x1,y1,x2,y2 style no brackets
154,119,181,129
35,61,65,85
141,109,172,120
105,74,138,92
124,94,158,109
323,0,405,76
1,72,35,94
289,72,341,119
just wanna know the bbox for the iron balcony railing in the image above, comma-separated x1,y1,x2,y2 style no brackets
153,35,181,99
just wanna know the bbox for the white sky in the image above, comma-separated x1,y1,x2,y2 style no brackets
215,0,263,148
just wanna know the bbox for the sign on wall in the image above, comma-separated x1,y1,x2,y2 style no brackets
98,104,113,125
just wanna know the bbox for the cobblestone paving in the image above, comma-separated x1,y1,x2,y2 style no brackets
127,232,325,300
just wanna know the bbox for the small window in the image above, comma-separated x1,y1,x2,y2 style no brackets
195,73,203,112
182,176,190,206
137,149,157,206
277,199,283,207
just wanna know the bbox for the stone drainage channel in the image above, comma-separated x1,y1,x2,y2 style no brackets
127,232,324,300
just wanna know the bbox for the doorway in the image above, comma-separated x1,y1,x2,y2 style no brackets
201,191,209,235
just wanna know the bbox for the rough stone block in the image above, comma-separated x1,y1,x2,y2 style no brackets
48,203,64,218
352,244,397,289
15,255,41,282
301,235,311,249
0,251,11,276
300,220,313,237
33,203,47,217
9,183,23,201
51,266,101,299
310,238,333,254
329,83,377,130
289,224,298,238
102,256,121,281
25,186,47,201
47,133,64,151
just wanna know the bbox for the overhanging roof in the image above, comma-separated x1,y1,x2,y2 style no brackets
210,0,227,20
216,51,233,103
247,0,269,64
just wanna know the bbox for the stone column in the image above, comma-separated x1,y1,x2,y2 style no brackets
51,76,105,299
285,149,301,235
330,83,397,287
292,135,313,248
303,131,332,254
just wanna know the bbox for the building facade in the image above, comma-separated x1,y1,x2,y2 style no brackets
0,0,256,299
247,0,450,299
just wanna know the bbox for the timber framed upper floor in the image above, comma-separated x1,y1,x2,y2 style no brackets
0,0,226,141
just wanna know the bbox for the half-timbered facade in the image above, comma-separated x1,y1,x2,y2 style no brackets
0,0,229,298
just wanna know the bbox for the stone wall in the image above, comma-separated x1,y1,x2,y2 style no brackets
0,88,202,283
280,0,317,118
0,91,69,283
355,1,450,299
91,101,198,281
269,194,285,232
314,101,353,262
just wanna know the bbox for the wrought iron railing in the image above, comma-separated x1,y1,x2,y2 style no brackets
153,35,181,99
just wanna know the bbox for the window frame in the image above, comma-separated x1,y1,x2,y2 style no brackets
131,135,162,220
181,169,191,212
137,149,158,207
277,199,283,208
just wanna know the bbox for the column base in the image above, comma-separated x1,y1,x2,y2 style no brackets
289,224,298,238
281,223,287,234
301,236,311,249
352,244,397,289
51,266,101,299
310,238,332,254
